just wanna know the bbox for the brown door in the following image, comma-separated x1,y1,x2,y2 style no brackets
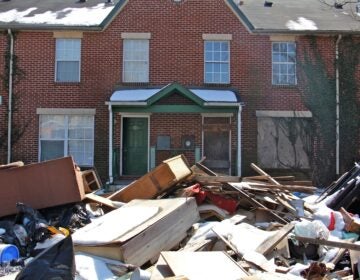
203,117,231,174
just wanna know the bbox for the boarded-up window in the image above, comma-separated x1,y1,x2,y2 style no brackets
257,117,311,169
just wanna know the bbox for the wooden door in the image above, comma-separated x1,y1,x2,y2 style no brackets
122,117,148,175
203,117,231,174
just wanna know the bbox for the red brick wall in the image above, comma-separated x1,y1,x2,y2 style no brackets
0,0,351,180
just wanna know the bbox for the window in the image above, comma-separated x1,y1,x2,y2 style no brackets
55,38,81,82
272,42,296,85
39,115,94,166
204,41,230,84
123,39,149,83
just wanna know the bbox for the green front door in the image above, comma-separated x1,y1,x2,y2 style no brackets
122,117,148,175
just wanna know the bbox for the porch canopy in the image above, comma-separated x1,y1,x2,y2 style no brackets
107,82,242,113
106,83,243,183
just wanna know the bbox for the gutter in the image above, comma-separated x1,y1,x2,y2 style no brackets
336,34,342,176
7,29,14,164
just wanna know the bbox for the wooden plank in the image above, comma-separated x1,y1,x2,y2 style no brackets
84,193,124,209
250,163,281,186
161,251,248,280
226,183,287,224
295,236,360,251
150,255,175,280
255,223,295,256
193,174,241,183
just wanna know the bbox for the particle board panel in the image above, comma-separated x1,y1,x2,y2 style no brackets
161,251,248,280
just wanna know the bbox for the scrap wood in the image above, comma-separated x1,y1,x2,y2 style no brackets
295,236,360,251
193,174,241,183
250,163,282,186
0,161,24,170
242,180,316,194
84,193,124,209
255,223,295,256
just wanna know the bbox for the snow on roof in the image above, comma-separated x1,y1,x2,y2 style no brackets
190,89,238,102
110,88,239,103
110,89,161,102
0,4,114,26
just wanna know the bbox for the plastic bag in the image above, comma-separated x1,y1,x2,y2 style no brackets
15,235,75,280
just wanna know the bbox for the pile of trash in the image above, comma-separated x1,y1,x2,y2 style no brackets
0,155,359,280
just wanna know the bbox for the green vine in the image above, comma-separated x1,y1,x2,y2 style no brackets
338,36,360,172
298,36,360,185
298,36,337,186
0,31,28,162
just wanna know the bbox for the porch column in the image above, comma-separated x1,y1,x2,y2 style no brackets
237,104,242,176
108,104,113,184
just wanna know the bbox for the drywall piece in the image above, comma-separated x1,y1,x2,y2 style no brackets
161,251,248,280
75,198,199,266
108,155,192,202
0,157,85,217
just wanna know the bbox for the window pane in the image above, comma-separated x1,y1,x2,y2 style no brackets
123,39,149,83
40,115,65,139
40,140,64,161
272,42,296,85
69,140,93,166
56,39,81,61
56,61,80,82
204,41,229,84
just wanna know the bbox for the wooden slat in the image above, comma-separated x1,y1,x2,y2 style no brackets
295,236,360,251
255,223,294,256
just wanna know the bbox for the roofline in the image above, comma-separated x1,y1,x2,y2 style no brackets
225,0,255,33
252,29,360,35
0,0,129,32
106,101,148,106
100,0,129,30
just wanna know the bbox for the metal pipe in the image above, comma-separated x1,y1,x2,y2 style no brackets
7,29,14,164
108,104,113,184
335,34,342,175
237,104,243,176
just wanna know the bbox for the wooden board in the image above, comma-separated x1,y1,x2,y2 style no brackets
161,251,248,280
108,155,192,202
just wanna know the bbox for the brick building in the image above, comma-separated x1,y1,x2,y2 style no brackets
0,0,359,183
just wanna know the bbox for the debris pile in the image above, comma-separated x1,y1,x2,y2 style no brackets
0,156,359,280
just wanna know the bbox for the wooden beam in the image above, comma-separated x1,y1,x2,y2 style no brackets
255,223,294,256
193,175,241,183
295,236,360,251
250,163,281,186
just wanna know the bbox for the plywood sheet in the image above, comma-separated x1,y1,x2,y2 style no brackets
161,251,248,280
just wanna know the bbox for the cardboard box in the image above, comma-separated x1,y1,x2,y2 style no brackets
0,157,85,217
109,155,192,202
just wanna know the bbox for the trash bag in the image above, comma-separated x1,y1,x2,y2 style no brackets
15,235,75,280
58,204,91,232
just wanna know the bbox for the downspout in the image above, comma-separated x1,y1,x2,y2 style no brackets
108,104,114,184
7,29,14,164
237,104,243,176
335,34,342,176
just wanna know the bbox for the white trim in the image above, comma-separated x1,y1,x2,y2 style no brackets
120,114,151,176
256,110,312,118
202,34,232,41
237,105,242,176
37,108,96,115
121,32,151,39
105,101,148,106
203,102,241,107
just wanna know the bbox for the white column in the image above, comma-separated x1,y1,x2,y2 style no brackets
108,104,113,184
237,104,242,176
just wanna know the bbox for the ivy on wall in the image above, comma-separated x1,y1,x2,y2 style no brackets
0,31,28,162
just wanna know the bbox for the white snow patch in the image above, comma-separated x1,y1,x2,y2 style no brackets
190,89,238,102
286,17,318,30
110,89,160,102
0,4,114,26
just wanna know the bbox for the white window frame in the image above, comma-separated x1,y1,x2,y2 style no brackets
55,38,81,82
272,42,296,85
204,40,230,84
122,39,149,83
38,114,95,167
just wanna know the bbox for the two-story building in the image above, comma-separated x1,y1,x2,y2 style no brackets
0,0,359,183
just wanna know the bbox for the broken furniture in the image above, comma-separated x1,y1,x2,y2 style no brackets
73,198,199,266
0,157,85,217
